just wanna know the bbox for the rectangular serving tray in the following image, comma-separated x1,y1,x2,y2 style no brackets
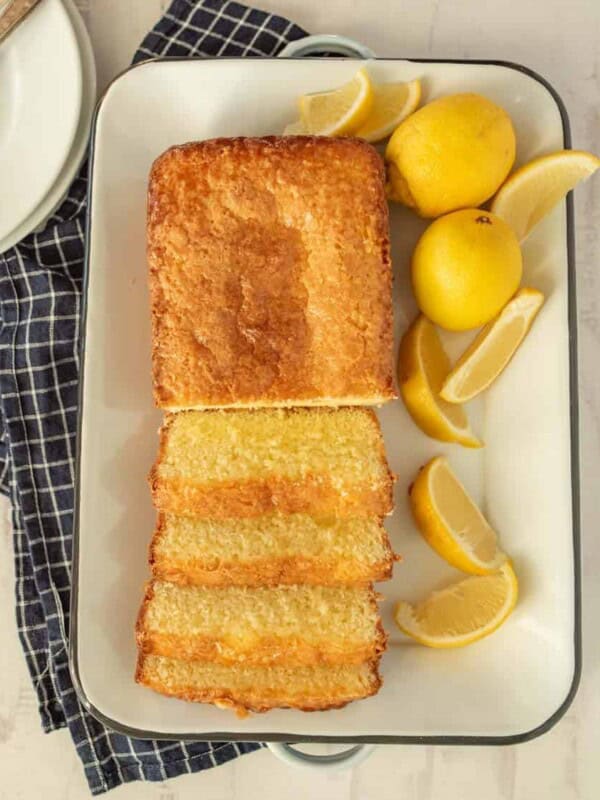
71,56,580,744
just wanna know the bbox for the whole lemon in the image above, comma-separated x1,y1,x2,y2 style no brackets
412,209,522,331
386,93,516,218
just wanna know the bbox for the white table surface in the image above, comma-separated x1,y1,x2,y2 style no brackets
1,0,599,797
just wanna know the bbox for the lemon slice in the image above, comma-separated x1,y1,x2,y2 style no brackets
491,150,600,240
410,456,506,574
394,562,518,648
354,79,421,143
440,288,544,403
283,119,308,135
299,67,374,136
398,315,481,448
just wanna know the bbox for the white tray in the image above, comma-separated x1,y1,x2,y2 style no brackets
72,56,580,744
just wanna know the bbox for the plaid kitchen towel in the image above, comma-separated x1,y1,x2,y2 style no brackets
0,0,307,794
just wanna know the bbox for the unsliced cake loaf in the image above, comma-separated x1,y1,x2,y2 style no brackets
150,512,396,587
136,653,382,716
147,136,394,410
149,407,394,518
136,581,386,667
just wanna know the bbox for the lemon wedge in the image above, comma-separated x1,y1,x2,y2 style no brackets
299,67,373,136
283,119,308,135
491,149,600,240
394,562,518,648
354,79,421,143
410,456,506,574
398,315,481,448
440,288,544,403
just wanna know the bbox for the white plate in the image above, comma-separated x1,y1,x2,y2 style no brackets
0,0,96,254
0,0,82,244
73,58,580,743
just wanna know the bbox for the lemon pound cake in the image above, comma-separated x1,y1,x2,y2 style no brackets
150,512,396,587
149,407,394,518
148,136,394,410
136,581,386,667
136,654,382,716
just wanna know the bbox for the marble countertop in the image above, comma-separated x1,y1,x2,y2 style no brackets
1,0,599,797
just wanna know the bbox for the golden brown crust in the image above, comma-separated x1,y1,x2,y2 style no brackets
135,653,382,716
148,136,394,410
149,408,395,519
139,631,383,667
135,581,387,668
149,513,397,586
150,555,394,587
150,472,394,518
135,580,155,652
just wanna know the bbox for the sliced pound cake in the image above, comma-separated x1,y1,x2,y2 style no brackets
150,512,396,587
136,653,381,717
136,581,386,667
149,407,394,518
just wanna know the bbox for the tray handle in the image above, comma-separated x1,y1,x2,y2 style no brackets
277,34,375,59
266,742,376,770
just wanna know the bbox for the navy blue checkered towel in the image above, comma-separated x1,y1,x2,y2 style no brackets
0,0,307,794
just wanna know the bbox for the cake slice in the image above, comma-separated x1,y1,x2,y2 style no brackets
136,653,382,716
136,581,386,667
149,407,394,518
150,512,396,587
148,136,394,410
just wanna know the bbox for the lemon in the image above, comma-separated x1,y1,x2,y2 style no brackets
410,456,506,574
283,119,307,135
354,79,421,143
412,209,522,331
491,149,600,241
441,288,544,403
394,562,518,648
398,315,481,448
385,93,516,218
299,68,373,136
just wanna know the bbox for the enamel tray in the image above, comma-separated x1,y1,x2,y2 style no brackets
71,55,580,746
